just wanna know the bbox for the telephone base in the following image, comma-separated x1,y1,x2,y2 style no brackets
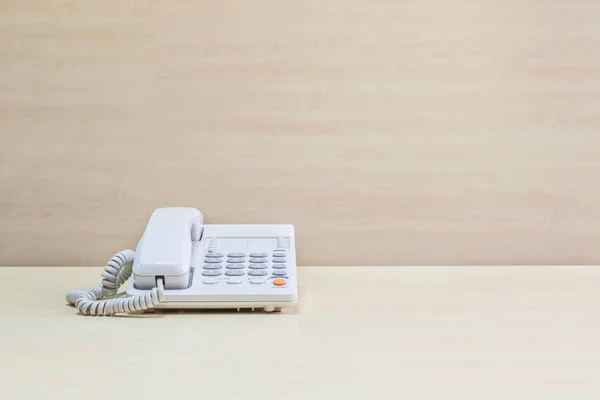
66,209,299,317
127,222,298,313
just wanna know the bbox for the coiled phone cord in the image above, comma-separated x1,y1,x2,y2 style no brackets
65,250,165,316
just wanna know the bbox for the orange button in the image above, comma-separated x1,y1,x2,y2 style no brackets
273,278,286,286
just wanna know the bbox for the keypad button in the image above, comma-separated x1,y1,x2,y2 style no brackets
226,264,245,269
272,258,286,263
249,257,268,263
205,253,224,258
273,278,286,286
203,280,218,284
202,270,221,277
272,270,287,276
248,270,268,276
227,253,245,257
250,252,268,257
225,270,244,276
250,279,266,285
227,279,242,284
272,264,286,269
248,263,267,269
272,253,286,258
227,258,245,263
203,264,222,269
204,258,223,263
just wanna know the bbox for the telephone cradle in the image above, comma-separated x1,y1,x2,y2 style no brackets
66,207,298,316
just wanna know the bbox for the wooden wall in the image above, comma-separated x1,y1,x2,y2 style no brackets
1,1,600,266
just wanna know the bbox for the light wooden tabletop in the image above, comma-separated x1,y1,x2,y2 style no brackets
0,266,599,399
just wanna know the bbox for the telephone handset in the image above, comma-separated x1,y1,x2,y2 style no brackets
132,207,203,290
66,207,298,316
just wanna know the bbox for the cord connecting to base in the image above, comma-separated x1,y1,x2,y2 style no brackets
65,250,165,316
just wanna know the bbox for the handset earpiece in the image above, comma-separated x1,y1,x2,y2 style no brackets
191,215,203,241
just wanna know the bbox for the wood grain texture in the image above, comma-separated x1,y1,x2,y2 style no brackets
1,1,600,266
1,266,600,399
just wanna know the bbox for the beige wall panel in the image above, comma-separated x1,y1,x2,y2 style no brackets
1,1,599,266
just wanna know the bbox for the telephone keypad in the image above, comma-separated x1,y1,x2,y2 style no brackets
249,257,268,263
249,263,267,269
200,248,293,286
249,270,268,276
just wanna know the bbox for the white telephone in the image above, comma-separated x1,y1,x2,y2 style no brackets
66,207,298,315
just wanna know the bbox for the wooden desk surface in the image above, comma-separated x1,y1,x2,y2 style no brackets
1,266,599,399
